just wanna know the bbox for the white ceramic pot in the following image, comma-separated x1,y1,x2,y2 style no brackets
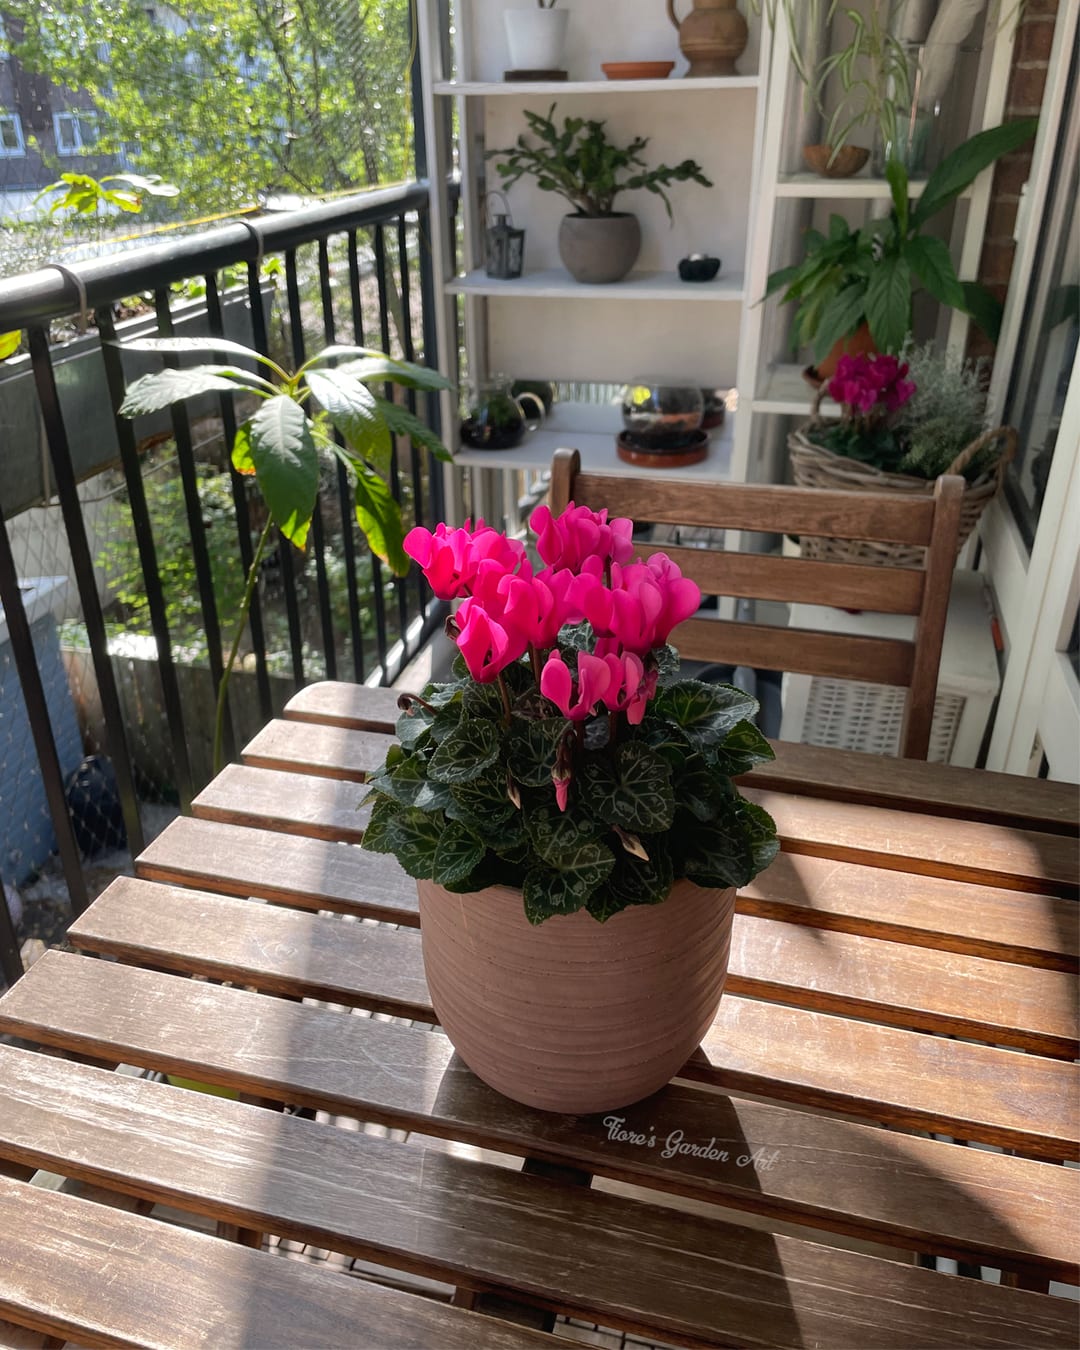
503,7,570,71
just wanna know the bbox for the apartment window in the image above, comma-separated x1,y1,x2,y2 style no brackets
0,113,25,157
53,111,98,155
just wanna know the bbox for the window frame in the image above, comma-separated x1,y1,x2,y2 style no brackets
0,111,25,157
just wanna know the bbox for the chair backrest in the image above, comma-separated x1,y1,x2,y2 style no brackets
549,449,964,760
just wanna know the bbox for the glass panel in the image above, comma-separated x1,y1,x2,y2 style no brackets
1003,48,1080,547
0,117,18,150
56,114,78,150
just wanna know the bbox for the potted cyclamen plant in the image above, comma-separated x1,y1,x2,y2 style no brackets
364,502,779,1113
504,1,569,74
789,349,1016,567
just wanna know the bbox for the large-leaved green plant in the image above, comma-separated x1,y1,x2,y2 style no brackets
118,335,452,770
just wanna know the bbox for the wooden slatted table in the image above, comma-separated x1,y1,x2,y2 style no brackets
0,678,1078,1350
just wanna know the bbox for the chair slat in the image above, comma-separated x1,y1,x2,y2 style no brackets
4,951,1075,1161
284,681,402,731
0,1174,559,1350
674,617,915,683
570,473,936,544
661,547,926,613
0,1046,1076,1342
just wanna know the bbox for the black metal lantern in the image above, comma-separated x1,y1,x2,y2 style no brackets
485,193,525,279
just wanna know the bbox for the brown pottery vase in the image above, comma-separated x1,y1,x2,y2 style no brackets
667,0,749,77
417,878,737,1114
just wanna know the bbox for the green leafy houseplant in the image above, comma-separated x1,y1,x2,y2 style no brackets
764,119,1037,360
487,104,712,220
118,334,452,771
363,506,779,925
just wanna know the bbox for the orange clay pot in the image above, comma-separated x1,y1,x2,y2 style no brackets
417,878,737,1114
813,321,878,381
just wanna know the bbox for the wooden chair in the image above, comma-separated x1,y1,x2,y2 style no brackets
549,448,964,761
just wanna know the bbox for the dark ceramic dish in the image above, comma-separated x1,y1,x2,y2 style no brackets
678,255,721,282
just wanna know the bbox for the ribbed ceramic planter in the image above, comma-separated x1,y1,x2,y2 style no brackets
417,878,737,1113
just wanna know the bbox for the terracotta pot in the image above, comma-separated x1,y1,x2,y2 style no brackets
667,0,748,77
417,878,737,1113
813,321,877,380
558,213,641,284
802,144,870,178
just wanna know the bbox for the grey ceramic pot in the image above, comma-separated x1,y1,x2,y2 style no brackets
558,213,642,284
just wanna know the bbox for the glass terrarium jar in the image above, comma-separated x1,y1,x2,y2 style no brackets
460,377,544,451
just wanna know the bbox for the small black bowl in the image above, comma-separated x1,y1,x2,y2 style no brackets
678,255,721,283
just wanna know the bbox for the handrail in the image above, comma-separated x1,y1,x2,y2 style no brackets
0,180,432,329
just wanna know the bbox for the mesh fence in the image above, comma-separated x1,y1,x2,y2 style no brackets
1,216,434,982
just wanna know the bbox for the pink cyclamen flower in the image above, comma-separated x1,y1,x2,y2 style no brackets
600,651,657,725
454,597,527,683
529,502,635,572
540,650,611,722
404,519,527,600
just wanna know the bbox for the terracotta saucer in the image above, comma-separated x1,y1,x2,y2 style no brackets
601,61,675,80
616,429,708,468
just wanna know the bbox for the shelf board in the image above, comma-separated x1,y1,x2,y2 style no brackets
775,172,928,199
446,267,746,302
454,400,735,481
752,364,837,417
434,76,759,96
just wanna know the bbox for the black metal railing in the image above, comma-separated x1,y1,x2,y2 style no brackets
0,180,448,967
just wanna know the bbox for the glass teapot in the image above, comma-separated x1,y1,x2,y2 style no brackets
460,375,545,451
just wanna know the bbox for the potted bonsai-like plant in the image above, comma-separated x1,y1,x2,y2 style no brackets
363,502,779,1113
488,104,713,283
764,119,1037,374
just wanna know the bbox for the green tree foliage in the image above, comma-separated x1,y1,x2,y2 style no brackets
5,0,415,212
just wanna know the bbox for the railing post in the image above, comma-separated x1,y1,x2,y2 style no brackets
26,325,144,859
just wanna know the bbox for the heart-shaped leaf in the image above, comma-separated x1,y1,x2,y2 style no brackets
236,395,319,547
384,809,443,880
592,841,674,919
448,772,517,826
581,742,674,833
359,792,401,853
427,718,501,784
432,821,486,886
710,719,775,775
522,867,592,924
680,812,755,889
655,681,758,748
734,797,780,874
508,717,567,787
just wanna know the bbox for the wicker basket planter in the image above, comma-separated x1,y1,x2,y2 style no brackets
789,418,1017,568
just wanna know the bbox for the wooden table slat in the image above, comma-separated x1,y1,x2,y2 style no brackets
3,951,1075,1166
0,1049,1074,1350
60,897,1080,1277
193,765,373,844
282,681,1079,835
194,767,1079,971
73,876,1079,1067
750,787,1078,896
0,1175,560,1350
241,720,395,783
134,816,418,924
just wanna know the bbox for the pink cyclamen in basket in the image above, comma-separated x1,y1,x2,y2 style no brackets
827,353,916,419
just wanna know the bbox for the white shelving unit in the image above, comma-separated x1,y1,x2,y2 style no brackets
416,1,1019,522
416,0,773,517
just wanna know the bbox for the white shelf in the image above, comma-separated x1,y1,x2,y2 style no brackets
434,76,760,96
446,267,746,302
775,173,929,199
454,400,735,481
752,364,837,416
